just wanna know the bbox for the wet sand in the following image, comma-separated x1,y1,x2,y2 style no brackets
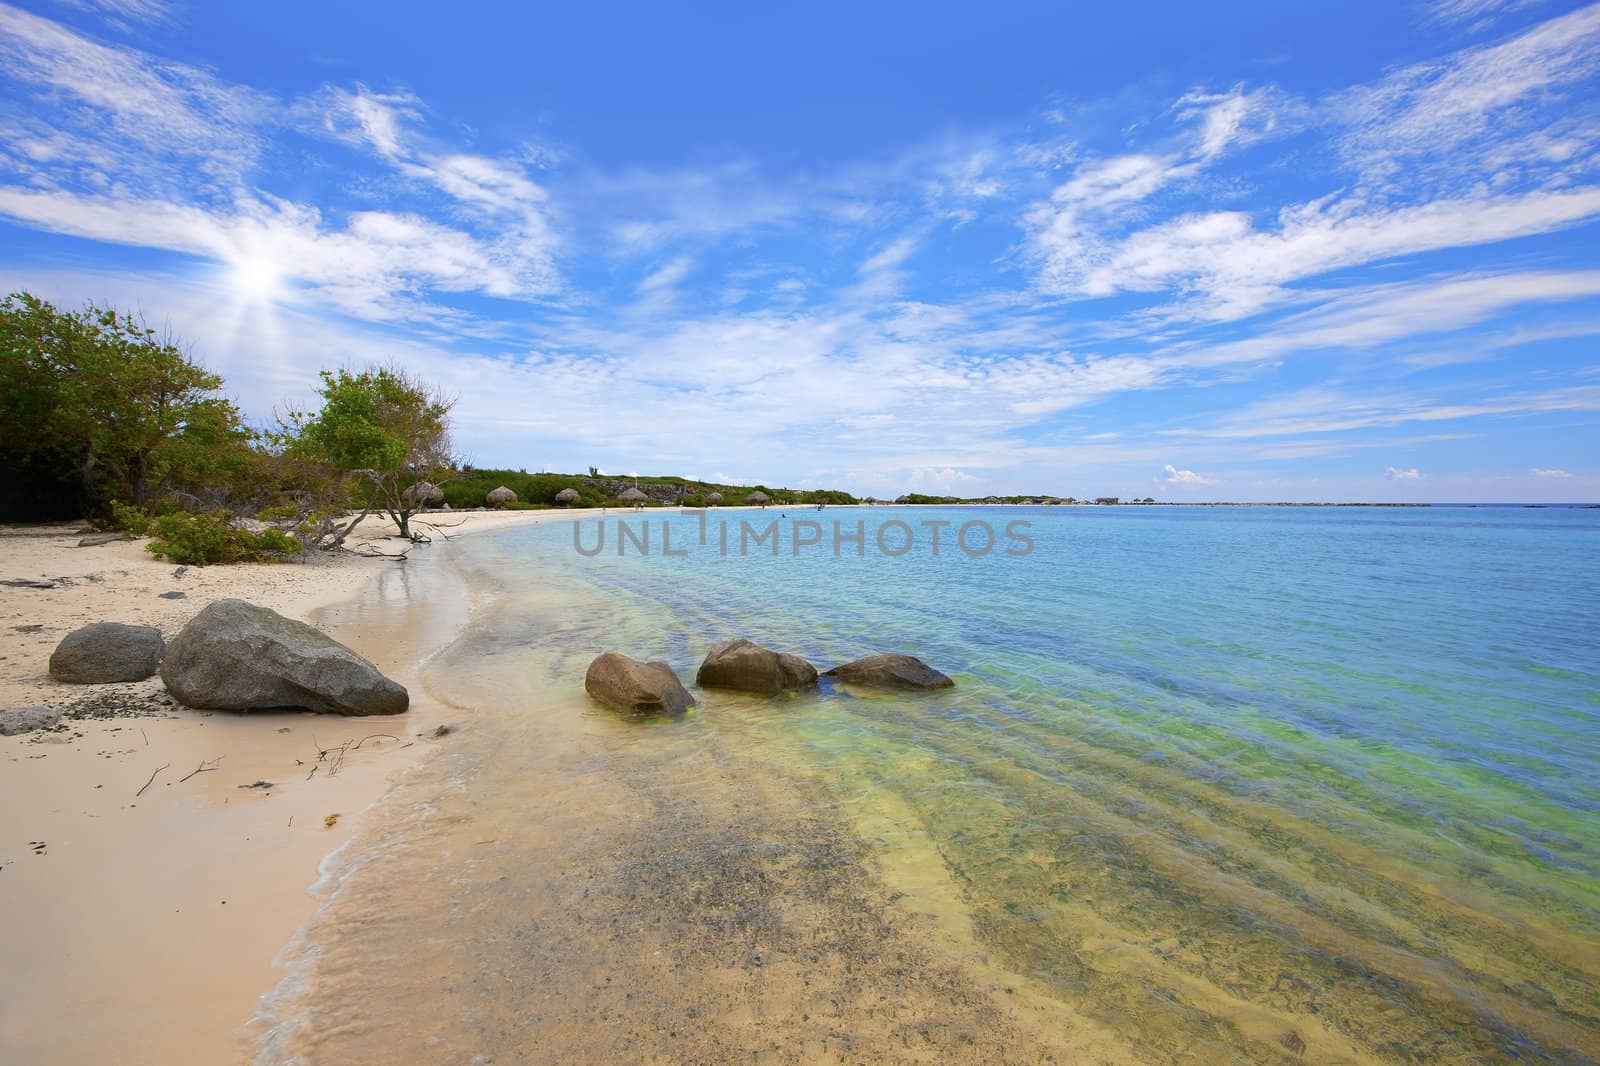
253,586,1129,1065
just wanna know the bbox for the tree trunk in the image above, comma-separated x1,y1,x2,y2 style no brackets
79,443,98,511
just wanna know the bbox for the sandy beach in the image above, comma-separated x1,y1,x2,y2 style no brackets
0,508,578,1065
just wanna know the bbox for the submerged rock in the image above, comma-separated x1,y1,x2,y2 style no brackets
824,653,954,692
0,705,62,736
585,652,695,716
695,638,817,695
48,622,164,684
160,599,408,716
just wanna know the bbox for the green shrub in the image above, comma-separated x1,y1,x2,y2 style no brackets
145,511,301,565
255,503,300,521
108,501,151,535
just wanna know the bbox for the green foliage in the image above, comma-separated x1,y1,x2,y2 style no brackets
145,511,301,566
442,471,600,509
278,366,455,538
108,501,152,535
0,291,257,519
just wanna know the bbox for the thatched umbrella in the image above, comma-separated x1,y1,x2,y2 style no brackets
706,491,724,506
403,480,445,508
894,495,910,504
618,487,648,509
747,490,771,508
485,485,518,507
554,487,581,506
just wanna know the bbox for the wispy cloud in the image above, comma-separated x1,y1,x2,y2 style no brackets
1385,466,1424,480
53,0,175,30
1423,0,1545,29
1531,466,1574,477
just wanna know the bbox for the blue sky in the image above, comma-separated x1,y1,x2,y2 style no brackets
1,0,1597,501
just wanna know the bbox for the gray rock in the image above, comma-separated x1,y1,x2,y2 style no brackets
48,622,164,684
76,532,126,547
695,638,817,694
585,652,695,715
0,705,62,735
159,591,187,599
824,653,954,692
160,599,408,716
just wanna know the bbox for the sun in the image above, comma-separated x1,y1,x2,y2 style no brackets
228,256,284,302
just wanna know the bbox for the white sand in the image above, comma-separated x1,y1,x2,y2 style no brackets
0,508,584,1065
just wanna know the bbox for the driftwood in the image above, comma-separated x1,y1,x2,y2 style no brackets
136,763,170,797
178,756,223,783
307,732,400,779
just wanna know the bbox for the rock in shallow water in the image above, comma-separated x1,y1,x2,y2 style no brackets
48,622,164,684
160,598,408,716
824,653,954,691
0,705,62,735
695,638,817,694
585,652,695,715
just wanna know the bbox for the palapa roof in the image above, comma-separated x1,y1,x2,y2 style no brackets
403,480,444,505
746,490,771,503
706,491,724,503
554,487,580,504
618,487,649,502
485,485,518,504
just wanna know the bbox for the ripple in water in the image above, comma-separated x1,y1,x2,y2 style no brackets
263,506,1600,1064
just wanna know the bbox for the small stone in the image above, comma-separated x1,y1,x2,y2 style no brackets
158,591,187,599
0,705,63,736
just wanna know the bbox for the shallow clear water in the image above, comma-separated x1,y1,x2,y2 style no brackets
274,505,1600,1064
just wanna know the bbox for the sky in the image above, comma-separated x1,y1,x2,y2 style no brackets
0,0,1597,501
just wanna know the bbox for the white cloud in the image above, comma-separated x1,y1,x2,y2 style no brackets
0,13,561,321
1425,0,1543,27
1036,186,1600,319
1385,466,1424,480
1026,7,1600,319
1174,84,1299,160
1163,464,1219,485
53,0,174,29
1340,4,1600,190
1531,466,1573,477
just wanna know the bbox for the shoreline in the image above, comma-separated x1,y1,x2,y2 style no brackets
0,507,580,1065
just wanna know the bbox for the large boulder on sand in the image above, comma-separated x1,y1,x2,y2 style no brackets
160,599,408,716
585,652,694,715
824,653,954,692
48,622,164,684
696,638,817,694
0,705,63,736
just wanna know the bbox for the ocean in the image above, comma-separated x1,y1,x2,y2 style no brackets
266,505,1600,1064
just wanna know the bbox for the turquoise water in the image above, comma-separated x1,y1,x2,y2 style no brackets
273,505,1600,1064
489,504,1600,1062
